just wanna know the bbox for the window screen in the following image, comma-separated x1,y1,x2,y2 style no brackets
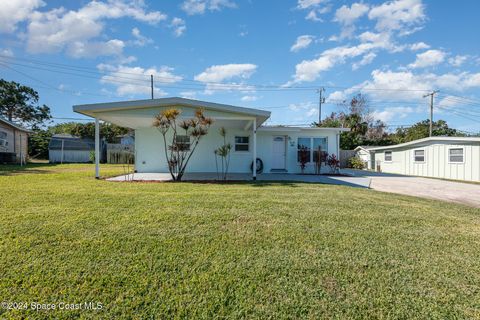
449,148,464,163
384,151,392,161
414,150,425,162
235,136,249,151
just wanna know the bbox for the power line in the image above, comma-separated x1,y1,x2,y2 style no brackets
0,54,439,93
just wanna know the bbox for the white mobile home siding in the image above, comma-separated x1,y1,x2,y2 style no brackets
376,142,480,182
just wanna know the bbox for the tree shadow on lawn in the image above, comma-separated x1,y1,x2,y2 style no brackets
0,163,59,176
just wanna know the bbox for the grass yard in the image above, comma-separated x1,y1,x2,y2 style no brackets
1,164,479,319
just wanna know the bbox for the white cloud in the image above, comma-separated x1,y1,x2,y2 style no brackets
181,0,236,15
194,63,257,82
26,0,166,57
352,52,376,70
290,35,315,52
335,3,369,25
67,39,125,58
372,106,414,122
131,27,153,46
334,3,369,39
297,0,325,9
297,0,330,22
0,48,14,57
409,42,430,51
170,17,186,37
448,55,468,67
368,0,425,34
408,49,446,68
100,64,182,96
180,91,197,99
0,0,44,33
289,40,391,83
241,95,258,102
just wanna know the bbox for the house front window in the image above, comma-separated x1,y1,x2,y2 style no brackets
175,135,190,151
414,149,425,162
234,136,249,151
384,151,392,162
449,148,464,163
0,131,7,150
297,137,328,163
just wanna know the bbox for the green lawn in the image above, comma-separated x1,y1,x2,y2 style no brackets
0,164,479,319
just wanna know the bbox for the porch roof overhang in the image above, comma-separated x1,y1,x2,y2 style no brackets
73,97,271,129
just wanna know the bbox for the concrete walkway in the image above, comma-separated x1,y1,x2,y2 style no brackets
345,169,480,208
107,172,371,188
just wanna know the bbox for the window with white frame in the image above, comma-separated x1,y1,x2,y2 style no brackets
297,137,328,163
0,131,7,150
234,136,249,151
384,151,392,162
414,149,425,162
449,148,464,163
175,135,190,151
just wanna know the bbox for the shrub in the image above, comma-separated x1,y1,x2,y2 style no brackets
348,156,366,169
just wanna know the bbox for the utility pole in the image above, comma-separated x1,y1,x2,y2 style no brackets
317,87,325,124
150,74,154,99
423,90,439,137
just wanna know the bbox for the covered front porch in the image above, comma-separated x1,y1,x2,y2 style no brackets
106,172,371,188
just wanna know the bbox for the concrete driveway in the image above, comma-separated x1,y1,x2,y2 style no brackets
346,169,480,208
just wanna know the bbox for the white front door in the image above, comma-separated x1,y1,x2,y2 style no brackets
271,136,286,169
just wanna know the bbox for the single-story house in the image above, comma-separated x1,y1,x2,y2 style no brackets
353,145,380,170
49,134,95,163
73,97,349,179
364,137,480,182
0,116,31,164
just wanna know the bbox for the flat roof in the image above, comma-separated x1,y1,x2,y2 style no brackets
368,136,480,151
259,125,350,132
74,97,271,118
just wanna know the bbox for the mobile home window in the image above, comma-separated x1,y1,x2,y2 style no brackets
414,149,425,162
384,151,392,162
235,136,249,151
449,148,464,163
175,135,190,151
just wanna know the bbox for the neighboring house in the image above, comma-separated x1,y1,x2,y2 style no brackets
366,137,480,182
107,133,135,164
115,133,135,145
73,97,349,178
354,145,380,170
48,134,95,163
0,117,31,164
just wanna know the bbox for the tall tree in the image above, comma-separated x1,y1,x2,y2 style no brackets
49,122,130,142
0,79,51,128
391,119,463,143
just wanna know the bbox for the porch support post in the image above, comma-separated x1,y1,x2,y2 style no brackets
95,117,100,179
252,118,257,181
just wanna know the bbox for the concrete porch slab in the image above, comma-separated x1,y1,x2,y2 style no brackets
106,172,371,188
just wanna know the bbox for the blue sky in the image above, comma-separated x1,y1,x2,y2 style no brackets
1,0,480,132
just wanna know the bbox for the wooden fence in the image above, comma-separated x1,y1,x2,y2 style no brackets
339,149,356,168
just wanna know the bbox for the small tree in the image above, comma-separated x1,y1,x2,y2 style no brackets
153,108,213,181
326,154,340,174
214,127,231,181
